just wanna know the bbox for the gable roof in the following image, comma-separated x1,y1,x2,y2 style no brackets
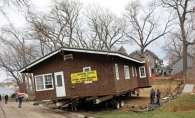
118,46,128,55
129,50,141,57
19,47,145,73
172,54,194,65
129,49,160,60
145,49,159,59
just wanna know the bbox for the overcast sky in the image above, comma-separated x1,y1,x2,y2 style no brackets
0,0,166,82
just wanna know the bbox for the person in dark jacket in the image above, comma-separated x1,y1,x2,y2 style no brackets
150,88,155,104
4,94,8,104
156,89,161,105
18,95,23,108
0,94,1,101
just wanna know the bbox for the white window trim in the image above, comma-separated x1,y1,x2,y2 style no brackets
149,66,152,77
135,67,137,76
139,66,146,78
124,65,130,79
115,64,119,80
83,67,91,72
35,73,54,91
132,67,134,77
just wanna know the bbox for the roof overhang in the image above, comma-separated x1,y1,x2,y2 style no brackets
19,47,145,73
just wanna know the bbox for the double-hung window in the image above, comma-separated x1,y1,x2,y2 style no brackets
139,66,146,78
35,73,53,91
124,65,130,79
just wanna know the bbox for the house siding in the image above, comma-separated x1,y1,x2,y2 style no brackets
31,51,151,101
172,56,194,75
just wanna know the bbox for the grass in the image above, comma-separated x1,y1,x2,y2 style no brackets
81,94,195,118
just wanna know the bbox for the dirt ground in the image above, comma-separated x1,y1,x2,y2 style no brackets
0,101,84,118
0,78,181,118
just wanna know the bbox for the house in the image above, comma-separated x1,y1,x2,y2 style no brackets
171,54,194,75
129,49,162,75
19,47,152,102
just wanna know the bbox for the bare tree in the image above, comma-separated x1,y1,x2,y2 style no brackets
84,5,127,51
162,33,183,64
124,0,174,57
26,0,84,51
161,0,194,76
0,24,38,94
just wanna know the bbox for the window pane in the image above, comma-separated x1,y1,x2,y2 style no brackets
36,76,44,90
115,64,119,80
135,67,137,76
124,65,130,79
44,75,53,89
139,67,146,78
57,75,63,87
83,67,91,72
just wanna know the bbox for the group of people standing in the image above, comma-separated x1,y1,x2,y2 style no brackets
0,94,9,104
0,93,23,108
150,88,161,105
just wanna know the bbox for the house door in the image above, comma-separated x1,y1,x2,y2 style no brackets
54,71,66,97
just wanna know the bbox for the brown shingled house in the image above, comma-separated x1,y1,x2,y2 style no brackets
19,47,152,108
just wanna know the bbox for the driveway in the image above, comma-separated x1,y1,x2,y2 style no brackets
0,101,84,118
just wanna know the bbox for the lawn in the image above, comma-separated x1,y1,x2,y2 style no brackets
83,94,195,118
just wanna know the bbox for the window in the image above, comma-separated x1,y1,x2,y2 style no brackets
124,65,130,79
132,67,134,76
135,67,137,76
115,64,119,80
149,66,152,77
139,66,146,78
83,67,91,72
35,73,54,91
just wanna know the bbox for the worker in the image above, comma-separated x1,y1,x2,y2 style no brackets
150,88,155,104
4,94,8,104
71,94,79,111
156,89,161,105
18,95,23,108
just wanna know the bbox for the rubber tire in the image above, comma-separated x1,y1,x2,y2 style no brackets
114,101,120,109
120,100,125,107
126,93,131,97
137,91,140,96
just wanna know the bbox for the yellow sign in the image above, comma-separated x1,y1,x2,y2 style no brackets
71,70,98,84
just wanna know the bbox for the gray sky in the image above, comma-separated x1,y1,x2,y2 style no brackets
0,0,166,82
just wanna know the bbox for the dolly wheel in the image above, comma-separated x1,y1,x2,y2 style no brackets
120,100,125,107
126,93,131,97
137,91,140,96
114,101,120,109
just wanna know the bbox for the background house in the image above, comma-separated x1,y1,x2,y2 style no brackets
129,49,162,75
171,54,194,75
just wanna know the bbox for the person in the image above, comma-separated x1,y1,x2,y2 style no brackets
4,94,8,104
18,95,23,108
15,93,19,102
156,89,161,105
0,94,1,102
71,94,79,111
2,94,5,102
150,88,155,104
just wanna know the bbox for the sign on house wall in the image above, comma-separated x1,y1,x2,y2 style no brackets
71,70,98,84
